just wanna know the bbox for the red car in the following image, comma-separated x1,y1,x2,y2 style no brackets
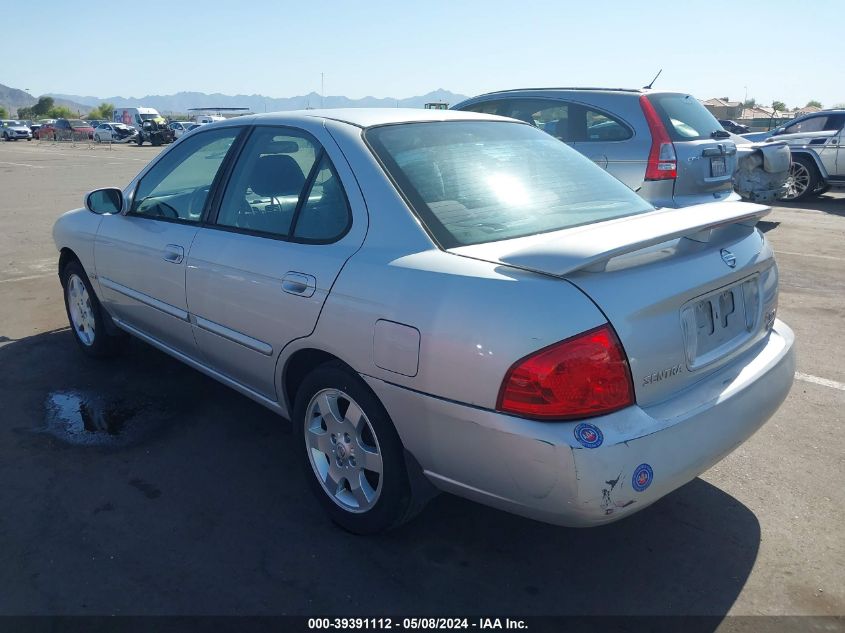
45,118,95,141
33,119,56,139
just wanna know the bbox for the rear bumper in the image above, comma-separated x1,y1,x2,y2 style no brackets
364,320,795,527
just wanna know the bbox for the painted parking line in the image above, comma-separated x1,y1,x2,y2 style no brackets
0,161,44,168
795,372,845,392
775,250,845,262
0,273,56,285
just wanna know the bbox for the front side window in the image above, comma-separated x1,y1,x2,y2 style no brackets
784,116,827,134
366,121,652,248
131,127,240,222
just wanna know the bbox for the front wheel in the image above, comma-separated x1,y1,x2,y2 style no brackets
61,260,123,357
94,133,101,143
778,156,819,201
294,363,413,534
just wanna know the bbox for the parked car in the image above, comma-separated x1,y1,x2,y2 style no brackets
719,119,750,134
93,122,136,143
53,109,794,534
454,88,790,205
51,119,95,141
1,119,33,141
742,110,845,143
767,110,845,200
33,119,56,139
168,120,199,138
135,119,175,146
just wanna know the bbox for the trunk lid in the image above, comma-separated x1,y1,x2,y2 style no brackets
451,201,779,407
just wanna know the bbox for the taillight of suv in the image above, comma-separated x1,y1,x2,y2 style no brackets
640,95,677,181
497,324,635,420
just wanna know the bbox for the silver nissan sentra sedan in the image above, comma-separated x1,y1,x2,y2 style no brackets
53,109,795,534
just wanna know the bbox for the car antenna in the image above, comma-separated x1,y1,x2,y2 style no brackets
643,69,662,90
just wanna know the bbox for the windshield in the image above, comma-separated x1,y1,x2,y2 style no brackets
366,121,653,248
140,113,157,120
647,93,722,141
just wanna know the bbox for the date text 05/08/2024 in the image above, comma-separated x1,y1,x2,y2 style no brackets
307,618,528,630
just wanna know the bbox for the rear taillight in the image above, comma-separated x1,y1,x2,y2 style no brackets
639,95,677,181
497,324,635,420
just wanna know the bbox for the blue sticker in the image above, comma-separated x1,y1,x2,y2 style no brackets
632,463,654,492
574,423,603,449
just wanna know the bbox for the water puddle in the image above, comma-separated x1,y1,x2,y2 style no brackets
38,390,165,447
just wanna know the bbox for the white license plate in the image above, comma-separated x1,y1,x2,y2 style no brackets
711,157,726,177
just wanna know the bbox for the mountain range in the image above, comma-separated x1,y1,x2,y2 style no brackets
38,88,469,114
0,83,90,114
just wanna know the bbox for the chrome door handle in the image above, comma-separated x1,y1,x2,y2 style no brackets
163,244,184,264
282,272,316,297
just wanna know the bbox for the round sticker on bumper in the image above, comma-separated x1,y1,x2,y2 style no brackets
632,463,654,492
574,423,603,449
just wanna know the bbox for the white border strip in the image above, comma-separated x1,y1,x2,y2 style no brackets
795,372,845,392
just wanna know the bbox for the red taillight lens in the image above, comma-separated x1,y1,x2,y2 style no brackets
497,324,634,420
639,94,677,181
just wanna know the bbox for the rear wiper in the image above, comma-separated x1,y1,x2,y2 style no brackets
711,130,731,139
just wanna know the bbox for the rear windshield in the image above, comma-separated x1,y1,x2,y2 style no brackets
365,121,653,248
69,120,88,127
647,93,722,141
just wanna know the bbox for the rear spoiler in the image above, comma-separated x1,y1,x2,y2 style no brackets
451,201,770,277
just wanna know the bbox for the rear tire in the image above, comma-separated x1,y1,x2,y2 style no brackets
61,260,124,358
779,155,819,201
293,362,413,534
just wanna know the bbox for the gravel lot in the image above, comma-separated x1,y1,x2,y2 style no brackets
0,139,843,619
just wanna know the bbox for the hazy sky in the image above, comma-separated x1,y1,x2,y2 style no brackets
3,0,843,108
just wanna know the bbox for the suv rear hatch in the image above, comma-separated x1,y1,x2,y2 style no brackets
452,201,779,407
643,93,738,207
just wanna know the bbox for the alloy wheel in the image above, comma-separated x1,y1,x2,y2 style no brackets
67,274,96,346
304,388,384,513
781,161,811,200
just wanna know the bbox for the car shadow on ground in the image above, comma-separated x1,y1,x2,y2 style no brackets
0,329,760,622
776,192,845,217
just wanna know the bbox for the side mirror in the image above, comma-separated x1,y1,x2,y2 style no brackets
773,127,785,136
85,188,124,215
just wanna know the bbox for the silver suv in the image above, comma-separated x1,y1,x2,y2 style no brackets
454,88,742,208
764,110,845,201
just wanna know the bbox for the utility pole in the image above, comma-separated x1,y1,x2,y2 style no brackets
744,86,748,104
321,72,324,108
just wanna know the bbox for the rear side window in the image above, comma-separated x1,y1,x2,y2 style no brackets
647,93,722,141
584,108,632,141
366,121,653,248
461,99,631,143
216,127,350,242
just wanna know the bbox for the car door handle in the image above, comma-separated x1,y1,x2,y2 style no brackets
162,244,184,264
282,272,316,297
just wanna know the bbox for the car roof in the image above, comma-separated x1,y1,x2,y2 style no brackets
243,108,510,129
